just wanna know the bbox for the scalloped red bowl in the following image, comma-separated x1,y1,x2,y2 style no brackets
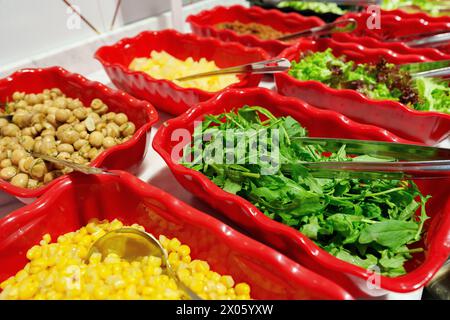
275,38,450,145
338,12,450,55
0,67,158,199
153,87,450,297
94,29,268,116
0,171,352,300
380,9,450,24
186,5,325,57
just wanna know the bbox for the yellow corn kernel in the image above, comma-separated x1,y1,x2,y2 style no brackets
177,244,190,257
235,283,251,296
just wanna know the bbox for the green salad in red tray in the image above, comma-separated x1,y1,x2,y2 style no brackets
288,49,450,114
183,106,430,277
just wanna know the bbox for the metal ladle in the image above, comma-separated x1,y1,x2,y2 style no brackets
87,228,202,300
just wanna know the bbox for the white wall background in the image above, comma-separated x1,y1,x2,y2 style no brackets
0,0,202,67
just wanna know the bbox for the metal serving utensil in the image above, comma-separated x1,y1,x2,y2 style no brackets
284,138,450,180
405,31,450,49
276,19,357,41
175,58,290,81
87,227,202,300
292,137,450,160
32,152,117,176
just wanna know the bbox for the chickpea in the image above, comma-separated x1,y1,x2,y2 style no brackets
84,116,96,132
79,144,91,156
53,97,67,109
73,107,88,120
0,167,17,180
10,173,29,187
103,136,116,149
88,147,99,160
120,122,136,136
41,129,55,136
73,139,88,151
0,159,12,168
12,92,25,101
0,118,9,128
60,129,79,145
20,136,35,151
15,100,28,109
106,123,120,138
89,131,104,148
33,123,43,133
90,99,104,111
2,123,20,137
57,143,74,153
12,111,32,128
11,149,28,165
31,113,45,125
114,113,128,126
55,109,71,122
33,140,42,153
71,153,85,164
18,156,34,173
73,123,85,133
25,93,38,105
68,99,82,110
27,178,39,189
29,159,47,179
43,172,55,184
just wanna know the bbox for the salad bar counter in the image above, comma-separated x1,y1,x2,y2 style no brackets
0,0,449,300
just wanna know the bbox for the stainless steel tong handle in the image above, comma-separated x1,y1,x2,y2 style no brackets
276,19,358,41
294,160,450,180
412,66,450,79
406,31,450,48
32,152,116,176
175,58,291,81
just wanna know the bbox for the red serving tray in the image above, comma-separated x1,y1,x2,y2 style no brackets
95,29,268,116
338,12,450,55
0,171,352,300
153,87,450,297
186,5,324,57
0,67,158,199
275,38,450,145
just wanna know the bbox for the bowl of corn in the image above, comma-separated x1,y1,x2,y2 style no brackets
95,29,269,115
0,171,352,300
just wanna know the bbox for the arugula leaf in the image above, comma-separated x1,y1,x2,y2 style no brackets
359,220,418,249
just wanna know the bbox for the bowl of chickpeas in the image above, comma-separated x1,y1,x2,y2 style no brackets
0,171,352,300
0,67,158,200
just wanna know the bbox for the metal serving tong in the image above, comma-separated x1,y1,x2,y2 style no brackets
276,19,357,41
176,58,290,81
32,152,117,176
396,31,450,49
287,138,450,180
400,59,450,79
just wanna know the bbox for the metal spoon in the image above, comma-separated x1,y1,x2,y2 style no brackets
87,227,202,300
175,58,290,81
276,19,358,41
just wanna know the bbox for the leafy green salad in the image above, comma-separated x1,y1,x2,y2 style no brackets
277,1,346,15
182,106,430,277
288,49,450,114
